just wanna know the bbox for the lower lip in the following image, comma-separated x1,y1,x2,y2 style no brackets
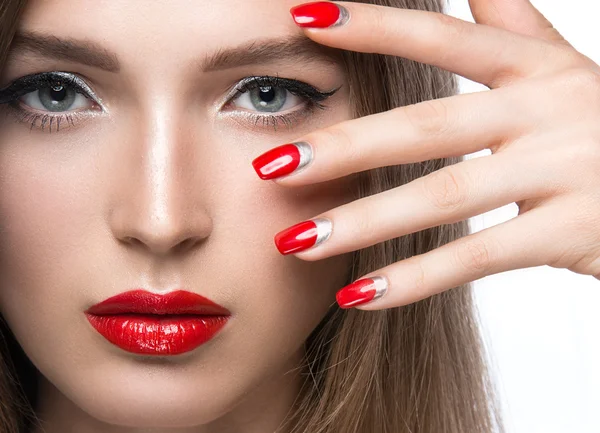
85,313,230,355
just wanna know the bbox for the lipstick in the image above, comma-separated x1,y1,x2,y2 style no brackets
85,289,230,356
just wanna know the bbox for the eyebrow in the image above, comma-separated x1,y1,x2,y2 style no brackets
7,30,343,73
9,30,121,72
201,34,343,72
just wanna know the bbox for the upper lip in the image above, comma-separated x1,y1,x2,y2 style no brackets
85,289,231,316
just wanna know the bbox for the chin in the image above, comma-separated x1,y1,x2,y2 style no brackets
53,363,246,428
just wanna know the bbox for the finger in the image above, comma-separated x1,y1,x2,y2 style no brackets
273,149,566,262
253,75,559,187
337,201,558,310
289,1,581,88
468,0,572,46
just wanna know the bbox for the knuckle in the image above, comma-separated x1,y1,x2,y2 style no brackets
401,99,451,137
349,205,378,243
540,66,600,126
492,42,579,89
558,67,600,103
412,260,428,297
554,44,598,70
420,166,468,212
549,217,598,270
563,197,599,238
453,237,496,275
543,134,600,194
319,125,360,160
431,11,469,42
368,5,395,47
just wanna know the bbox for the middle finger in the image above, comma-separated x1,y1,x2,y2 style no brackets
272,147,565,259
252,74,574,186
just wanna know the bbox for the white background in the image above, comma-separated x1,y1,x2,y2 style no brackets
445,1,600,432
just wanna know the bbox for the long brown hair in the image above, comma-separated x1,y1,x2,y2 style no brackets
0,0,504,432
0,4,34,433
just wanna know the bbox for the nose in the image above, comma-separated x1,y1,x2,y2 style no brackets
108,106,212,257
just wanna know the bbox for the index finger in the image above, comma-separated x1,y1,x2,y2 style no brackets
289,1,580,88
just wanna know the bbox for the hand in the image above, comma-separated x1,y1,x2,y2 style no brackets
250,0,600,310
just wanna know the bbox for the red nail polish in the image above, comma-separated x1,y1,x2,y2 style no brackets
252,141,312,180
336,277,388,309
274,217,332,255
252,142,313,180
252,143,299,180
290,2,348,28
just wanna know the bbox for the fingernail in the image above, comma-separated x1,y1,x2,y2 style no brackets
274,217,332,255
336,276,388,309
252,142,313,180
290,2,350,28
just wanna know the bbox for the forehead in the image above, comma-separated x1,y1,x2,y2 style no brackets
16,0,312,68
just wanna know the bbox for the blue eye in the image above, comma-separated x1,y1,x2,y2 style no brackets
233,85,301,113
0,71,103,132
224,75,341,131
0,72,341,133
21,84,92,112
229,76,336,110
0,71,101,108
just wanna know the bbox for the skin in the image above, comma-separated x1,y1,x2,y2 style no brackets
0,0,356,431
272,1,600,310
3,0,598,431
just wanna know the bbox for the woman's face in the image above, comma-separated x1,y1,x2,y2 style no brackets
0,0,355,429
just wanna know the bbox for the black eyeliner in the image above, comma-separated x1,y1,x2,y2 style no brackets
0,71,103,107
230,75,341,109
220,74,341,132
0,72,339,133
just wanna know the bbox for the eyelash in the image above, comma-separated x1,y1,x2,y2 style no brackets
0,71,340,133
0,71,100,133
224,75,339,131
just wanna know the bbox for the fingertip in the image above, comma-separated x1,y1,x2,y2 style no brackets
289,1,351,29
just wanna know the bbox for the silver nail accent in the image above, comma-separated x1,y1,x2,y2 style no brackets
331,4,351,27
370,276,389,302
312,217,333,249
288,141,313,176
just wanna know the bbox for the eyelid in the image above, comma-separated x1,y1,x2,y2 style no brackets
0,72,339,133
0,71,106,133
221,76,267,106
0,71,106,111
219,75,339,110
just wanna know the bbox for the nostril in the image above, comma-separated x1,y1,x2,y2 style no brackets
120,235,202,254
123,236,138,246
174,237,195,253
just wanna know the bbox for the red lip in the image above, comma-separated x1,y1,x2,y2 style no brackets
85,289,231,356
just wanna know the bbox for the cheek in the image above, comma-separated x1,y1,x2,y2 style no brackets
0,133,99,359
205,102,358,344
205,145,358,359
202,183,355,410
0,112,358,424
243,175,355,299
